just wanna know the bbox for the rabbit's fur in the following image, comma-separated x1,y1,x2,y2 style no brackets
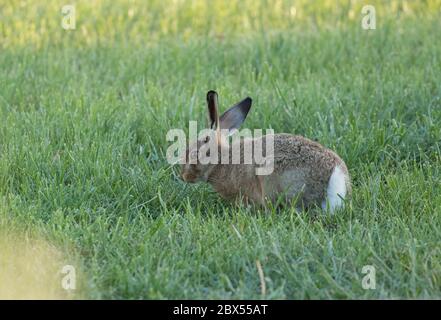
180,91,351,213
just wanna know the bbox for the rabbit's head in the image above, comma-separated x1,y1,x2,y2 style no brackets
180,90,252,183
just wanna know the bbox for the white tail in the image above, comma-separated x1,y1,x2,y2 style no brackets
322,165,347,213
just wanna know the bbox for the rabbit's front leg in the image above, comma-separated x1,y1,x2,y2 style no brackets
243,175,266,207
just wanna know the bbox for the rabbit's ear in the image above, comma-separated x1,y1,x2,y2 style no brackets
206,90,219,129
219,97,252,135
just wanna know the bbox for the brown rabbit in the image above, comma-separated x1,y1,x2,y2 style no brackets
180,91,351,213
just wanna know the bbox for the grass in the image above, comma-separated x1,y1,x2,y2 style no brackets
0,0,440,299
0,221,81,299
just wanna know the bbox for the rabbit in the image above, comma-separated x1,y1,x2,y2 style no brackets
180,90,351,213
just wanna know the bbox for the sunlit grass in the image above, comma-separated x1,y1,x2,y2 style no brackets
0,222,81,299
1,0,441,48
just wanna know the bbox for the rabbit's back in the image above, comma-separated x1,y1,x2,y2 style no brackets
262,134,350,210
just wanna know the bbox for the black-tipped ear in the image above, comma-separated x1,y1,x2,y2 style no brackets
206,90,219,129
219,97,252,134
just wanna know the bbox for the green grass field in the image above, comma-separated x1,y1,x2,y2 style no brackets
0,0,440,299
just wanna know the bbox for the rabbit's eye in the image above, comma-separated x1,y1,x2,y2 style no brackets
204,136,210,143
190,150,198,160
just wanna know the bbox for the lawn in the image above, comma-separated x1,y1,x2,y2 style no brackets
0,0,440,299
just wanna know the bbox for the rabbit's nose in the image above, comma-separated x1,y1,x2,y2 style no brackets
182,173,196,183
